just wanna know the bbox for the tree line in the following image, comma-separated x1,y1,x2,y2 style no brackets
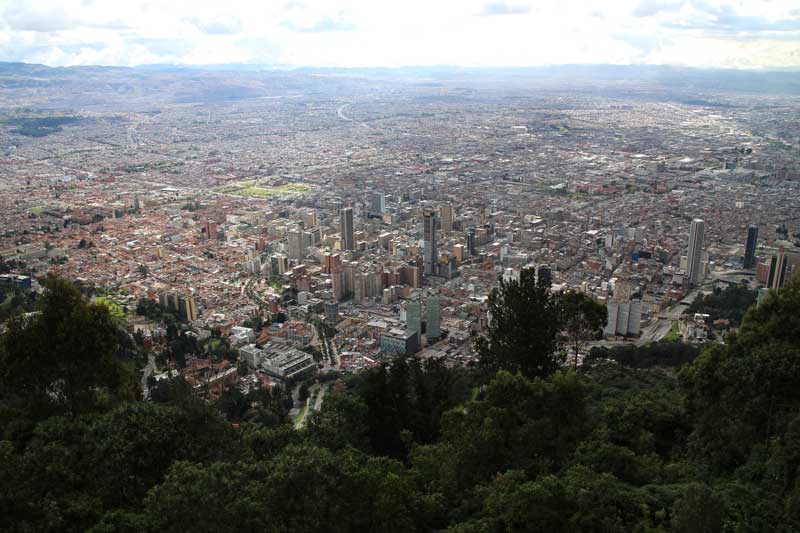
1,274,799,531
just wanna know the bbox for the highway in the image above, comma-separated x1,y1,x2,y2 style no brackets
336,103,353,121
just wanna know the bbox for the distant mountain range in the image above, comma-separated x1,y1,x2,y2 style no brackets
0,61,797,111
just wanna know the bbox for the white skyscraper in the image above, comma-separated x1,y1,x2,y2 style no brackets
686,219,705,286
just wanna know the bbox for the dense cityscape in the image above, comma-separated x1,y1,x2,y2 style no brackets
2,63,798,398
2,22,800,529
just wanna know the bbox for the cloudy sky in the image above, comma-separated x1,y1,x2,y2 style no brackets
0,0,798,69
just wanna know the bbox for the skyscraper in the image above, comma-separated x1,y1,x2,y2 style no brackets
686,219,705,286
324,300,339,325
204,220,218,240
406,293,422,341
466,227,476,257
768,247,788,290
426,294,441,342
439,204,454,233
179,295,198,322
744,225,759,269
369,193,386,216
287,229,305,259
340,207,354,251
423,210,438,276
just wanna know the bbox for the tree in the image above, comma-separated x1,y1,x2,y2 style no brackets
475,268,561,379
306,392,371,452
671,483,723,533
559,290,607,369
681,273,800,471
0,277,138,420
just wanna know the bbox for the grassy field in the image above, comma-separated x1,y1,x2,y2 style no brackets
215,181,311,198
664,320,682,342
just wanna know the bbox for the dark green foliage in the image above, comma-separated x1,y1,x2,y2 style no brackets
4,115,82,137
4,275,800,531
681,274,800,472
346,356,473,458
671,483,723,533
1,400,239,532
587,340,700,369
559,289,607,368
0,277,138,422
475,269,562,379
687,282,757,326
140,445,420,533
306,391,371,452
0,285,36,322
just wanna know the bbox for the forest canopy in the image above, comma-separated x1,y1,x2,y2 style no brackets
1,274,799,531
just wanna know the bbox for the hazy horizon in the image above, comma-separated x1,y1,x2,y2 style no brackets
1,0,799,70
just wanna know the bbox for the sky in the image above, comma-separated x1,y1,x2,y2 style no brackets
0,0,798,69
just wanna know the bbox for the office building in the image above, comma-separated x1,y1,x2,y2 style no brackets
204,220,218,240
537,265,552,284
406,293,422,340
324,300,339,324
323,252,342,274
239,343,315,379
744,225,758,269
453,244,465,263
768,247,789,290
157,290,198,322
380,328,420,356
440,204,454,233
466,227,476,256
331,269,345,301
686,219,705,286
426,294,441,342
423,210,438,276
369,193,386,216
604,299,641,337
340,207,355,251
287,229,305,259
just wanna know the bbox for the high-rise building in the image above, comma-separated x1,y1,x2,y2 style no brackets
744,225,759,269
439,204,454,233
302,210,318,228
343,261,356,298
466,227,477,257
768,247,789,290
204,220,218,240
686,219,705,286
537,265,552,284
324,300,339,325
426,294,441,342
331,269,345,301
406,293,422,341
158,290,169,309
423,210,438,276
323,253,342,274
603,299,641,337
159,290,198,322
369,193,386,216
178,294,198,322
340,207,355,251
287,229,305,259
453,244,465,263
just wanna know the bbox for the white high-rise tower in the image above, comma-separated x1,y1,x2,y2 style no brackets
687,219,705,286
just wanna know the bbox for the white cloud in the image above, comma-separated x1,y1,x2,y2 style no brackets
0,0,796,69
